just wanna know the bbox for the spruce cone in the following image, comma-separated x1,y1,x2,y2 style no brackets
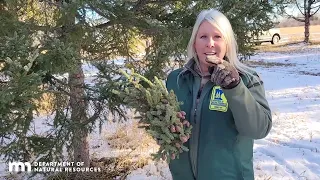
180,135,188,143
175,125,182,132
182,120,190,127
171,153,176,160
170,125,176,133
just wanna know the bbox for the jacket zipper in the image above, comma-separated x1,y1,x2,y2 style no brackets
194,107,197,124
189,77,200,179
195,82,212,180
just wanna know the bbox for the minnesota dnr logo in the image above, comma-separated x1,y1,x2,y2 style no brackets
209,86,228,112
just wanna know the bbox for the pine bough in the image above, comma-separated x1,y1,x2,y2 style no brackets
112,69,192,163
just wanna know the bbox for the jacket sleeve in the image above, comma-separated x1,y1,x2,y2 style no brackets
222,76,272,139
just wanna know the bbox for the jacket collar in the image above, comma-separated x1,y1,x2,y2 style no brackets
183,58,211,78
183,58,198,76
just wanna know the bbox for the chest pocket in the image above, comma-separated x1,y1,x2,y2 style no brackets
202,86,236,140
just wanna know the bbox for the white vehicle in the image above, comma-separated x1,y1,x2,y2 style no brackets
253,28,281,45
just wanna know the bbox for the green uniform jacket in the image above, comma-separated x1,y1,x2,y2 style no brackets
165,61,272,180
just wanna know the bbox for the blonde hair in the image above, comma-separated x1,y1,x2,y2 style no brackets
179,9,259,85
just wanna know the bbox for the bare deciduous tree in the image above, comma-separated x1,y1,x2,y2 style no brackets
281,0,320,42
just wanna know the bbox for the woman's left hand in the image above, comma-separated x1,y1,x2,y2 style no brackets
206,56,240,89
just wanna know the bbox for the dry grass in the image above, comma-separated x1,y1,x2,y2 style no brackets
254,44,295,53
279,25,320,34
47,120,157,180
33,89,69,115
254,40,320,53
244,60,296,68
299,71,320,76
309,40,320,45
5,120,157,180
105,120,158,154
1,173,21,180
288,36,304,43
253,40,307,53
0,62,4,70
33,92,56,114
47,156,149,180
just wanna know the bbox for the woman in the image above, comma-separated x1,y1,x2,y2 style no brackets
166,9,272,180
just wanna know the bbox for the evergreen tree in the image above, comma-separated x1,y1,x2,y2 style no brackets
0,0,278,177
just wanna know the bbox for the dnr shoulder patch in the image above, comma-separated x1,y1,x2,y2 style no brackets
209,86,228,112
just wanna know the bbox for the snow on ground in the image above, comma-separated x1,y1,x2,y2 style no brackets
249,49,320,180
1,44,320,180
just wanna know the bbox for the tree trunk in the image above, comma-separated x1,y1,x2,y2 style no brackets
56,0,90,167
69,63,90,167
304,17,310,43
304,0,311,43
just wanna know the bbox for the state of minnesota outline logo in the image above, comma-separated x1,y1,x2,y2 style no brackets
209,86,228,112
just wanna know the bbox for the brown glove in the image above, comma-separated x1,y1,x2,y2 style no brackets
206,56,240,89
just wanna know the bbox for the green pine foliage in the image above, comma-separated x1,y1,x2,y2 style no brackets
0,32,46,162
0,0,279,173
112,69,192,163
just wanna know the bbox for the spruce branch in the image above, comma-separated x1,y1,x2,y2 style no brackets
113,69,192,163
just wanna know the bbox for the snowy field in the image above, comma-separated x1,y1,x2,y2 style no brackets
249,47,320,180
1,43,320,180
